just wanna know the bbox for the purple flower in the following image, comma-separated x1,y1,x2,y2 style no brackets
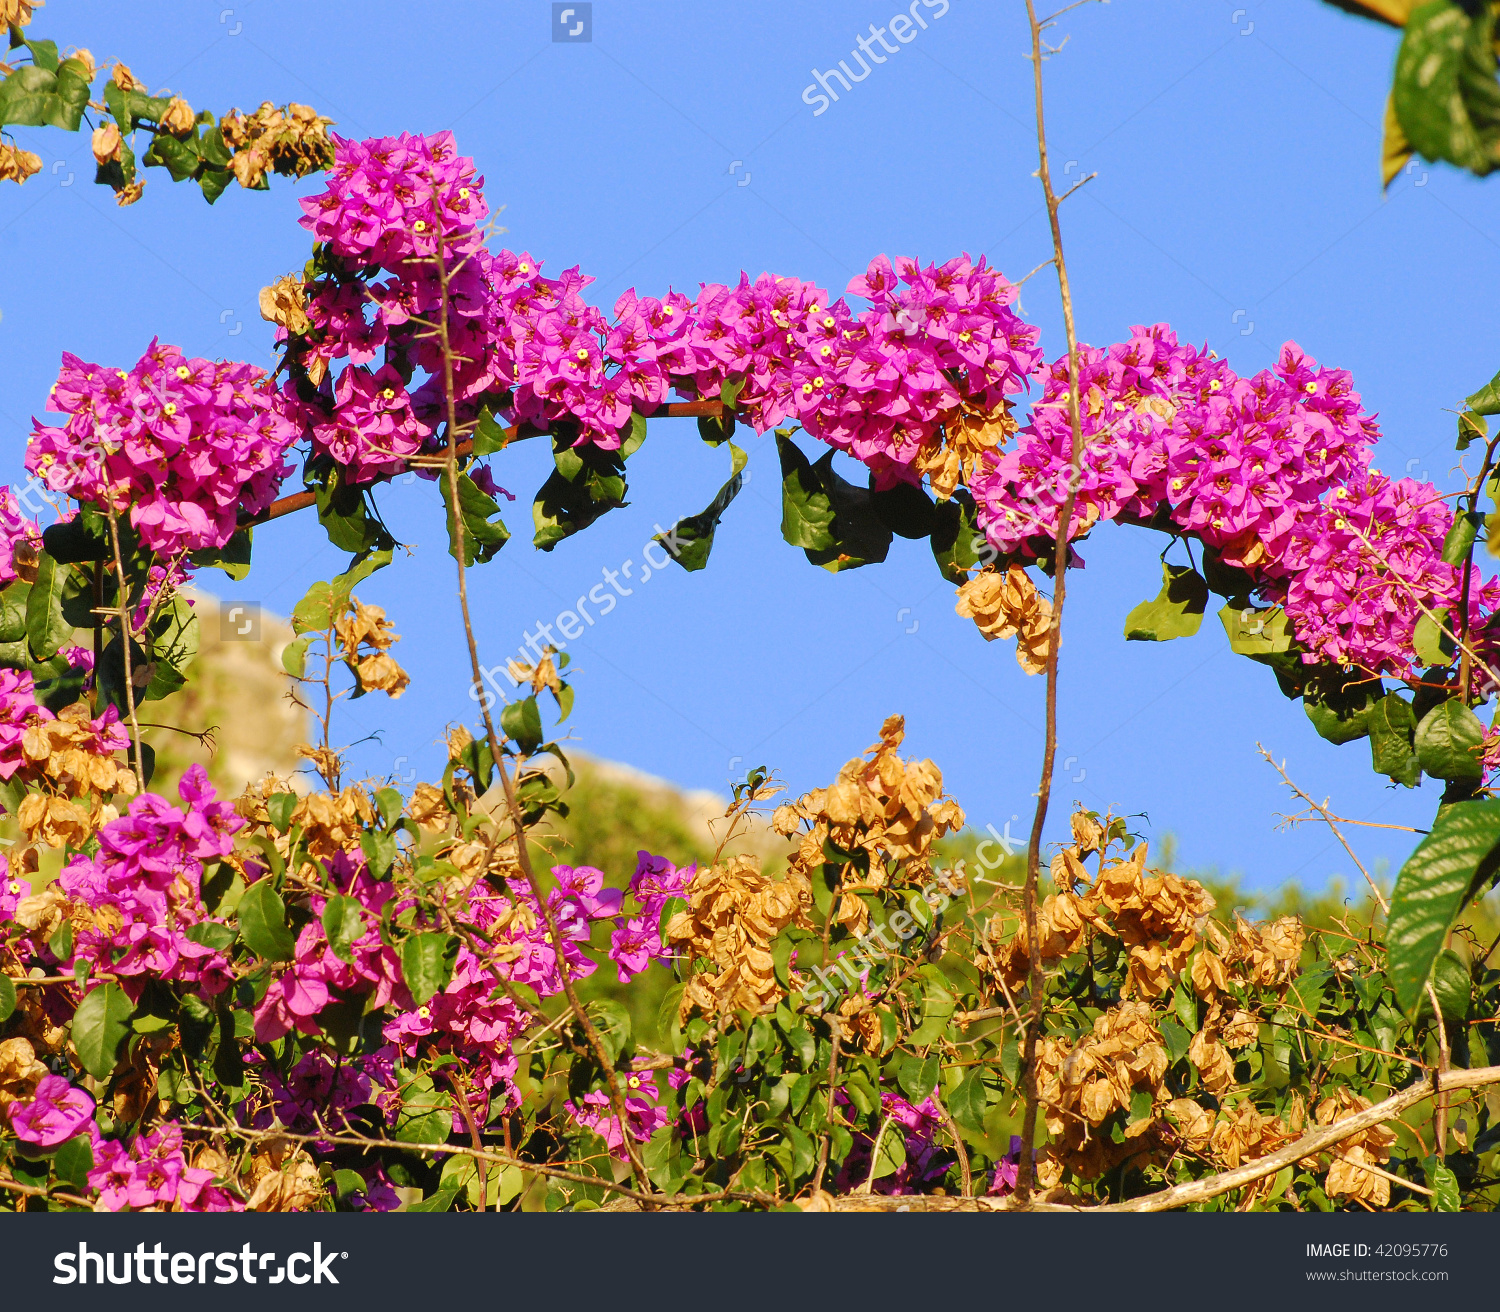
7,1073,94,1148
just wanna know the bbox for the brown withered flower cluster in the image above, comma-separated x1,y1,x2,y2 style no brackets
1301,1088,1400,1207
334,596,411,700
220,101,334,188
0,142,42,185
666,853,814,1021
10,702,137,849
913,399,1018,501
987,836,1218,1002
258,273,311,337
0,0,42,30
1034,999,1169,1186
955,564,1053,674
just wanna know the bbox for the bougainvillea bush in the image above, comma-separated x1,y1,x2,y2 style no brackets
6,1,1500,1214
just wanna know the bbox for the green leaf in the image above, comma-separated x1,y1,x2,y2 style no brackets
71,982,133,1080
906,967,956,1047
1303,669,1383,746
1413,608,1456,667
236,878,297,961
471,408,510,458
141,596,199,703
654,445,745,572
1425,1156,1461,1211
445,473,510,567
184,921,237,952
0,972,15,1023
199,166,232,205
1392,0,1500,179
1468,364,1500,417
25,551,70,662
1368,693,1422,787
869,478,938,540
401,932,459,1005
53,1135,95,1190
500,695,543,753
1125,563,1208,641
281,634,313,679
393,1075,452,1145
1442,510,1483,566
188,527,252,580
1414,697,1485,782
1387,797,1500,1013
407,1187,460,1212
322,895,367,964
930,490,987,584
359,829,396,879
315,468,392,555
777,431,837,552
805,451,892,572
266,792,297,833
1217,601,1291,655
589,998,633,1065
897,1054,940,1103
948,1069,988,1134
142,129,202,182
290,549,392,634
1429,947,1471,1021
531,432,628,550
1458,409,1486,450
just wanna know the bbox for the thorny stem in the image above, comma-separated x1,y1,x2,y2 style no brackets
811,1031,842,1195
1458,429,1500,700
425,208,652,1196
105,507,145,783
1016,0,1090,1206
1426,980,1450,1157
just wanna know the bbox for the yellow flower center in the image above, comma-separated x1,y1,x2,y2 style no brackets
414,220,427,231
519,262,529,273
627,1076,641,1090
823,316,835,328
176,365,190,379
459,187,470,199
802,383,814,395
808,305,819,314
382,388,395,400
1334,517,1346,529
959,331,971,342
576,349,589,361
418,1006,431,1019
164,403,177,416
820,346,832,357
1171,479,1184,491
813,376,824,388
1305,382,1317,394
1209,380,1221,391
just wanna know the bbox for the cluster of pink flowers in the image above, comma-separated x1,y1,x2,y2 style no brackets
965,329,1494,679
58,765,242,990
289,133,1044,478
89,1122,241,1212
564,1071,670,1160
832,1090,955,1195
0,668,127,782
0,485,40,585
6,1073,93,1148
27,341,298,556
608,850,692,983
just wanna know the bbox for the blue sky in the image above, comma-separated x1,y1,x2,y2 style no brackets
3,0,1496,895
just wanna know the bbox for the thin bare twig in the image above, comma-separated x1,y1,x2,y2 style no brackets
1258,745,1389,916
1015,0,1090,1206
424,201,651,1197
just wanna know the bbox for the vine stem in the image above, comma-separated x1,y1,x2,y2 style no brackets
1015,0,1092,1206
104,507,145,783
822,1062,1500,1211
425,203,652,1197
1426,980,1450,1158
